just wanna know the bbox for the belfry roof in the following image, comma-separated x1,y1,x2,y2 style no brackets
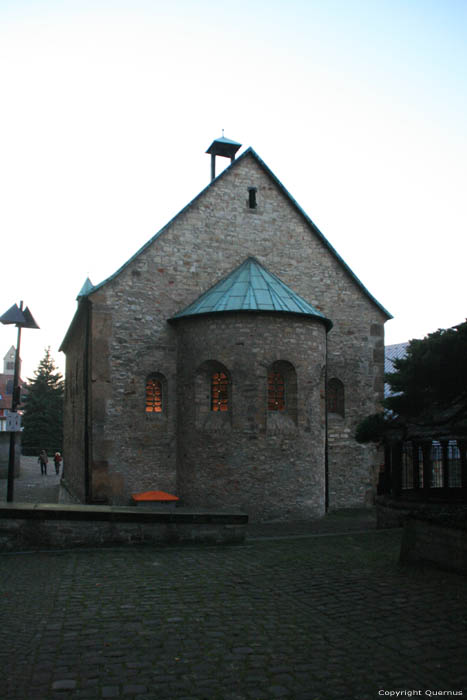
170,257,333,330
206,135,242,157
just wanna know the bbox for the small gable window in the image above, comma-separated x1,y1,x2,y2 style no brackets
146,377,162,413
211,372,229,412
328,378,344,417
268,371,285,411
248,187,257,209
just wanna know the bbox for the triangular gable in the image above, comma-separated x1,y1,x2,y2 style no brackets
169,257,333,330
245,149,392,319
3,346,16,362
68,147,392,320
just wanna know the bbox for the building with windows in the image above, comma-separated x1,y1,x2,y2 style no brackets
60,138,391,520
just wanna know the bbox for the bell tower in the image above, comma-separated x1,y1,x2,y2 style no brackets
3,346,17,375
206,132,241,181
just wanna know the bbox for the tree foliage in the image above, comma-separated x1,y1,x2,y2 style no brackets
354,412,390,444
21,348,64,456
355,321,467,443
385,321,467,422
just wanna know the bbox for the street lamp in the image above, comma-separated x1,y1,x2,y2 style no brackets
0,302,39,502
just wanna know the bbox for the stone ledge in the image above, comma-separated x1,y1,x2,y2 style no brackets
0,504,248,552
376,495,467,530
0,503,248,523
400,517,467,574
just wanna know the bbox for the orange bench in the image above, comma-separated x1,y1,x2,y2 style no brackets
132,490,180,509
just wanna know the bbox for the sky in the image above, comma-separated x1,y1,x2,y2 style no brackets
1,0,466,380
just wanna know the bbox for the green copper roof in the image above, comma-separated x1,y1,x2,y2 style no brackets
77,277,94,299
170,257,333,330
206,135,242,157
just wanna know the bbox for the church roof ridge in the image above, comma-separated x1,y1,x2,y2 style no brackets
75,146,391,320
169,256,333,330
245,149,392,319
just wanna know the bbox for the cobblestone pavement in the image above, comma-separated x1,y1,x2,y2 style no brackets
0,455,61,504
1,460,466,699
1,527,466,700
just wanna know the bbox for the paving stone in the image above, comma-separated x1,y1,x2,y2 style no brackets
122,685,147,695
267,686,291,697
52,679,78,690
246,691,270,700
0,515,466,700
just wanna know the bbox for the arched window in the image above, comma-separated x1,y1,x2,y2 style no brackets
211,372,229,412
145,377,162,413
268,371,285,411
328,378,344,417
266,361,297,427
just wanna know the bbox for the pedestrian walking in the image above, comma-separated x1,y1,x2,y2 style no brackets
38,449,48,475
54,452,62,475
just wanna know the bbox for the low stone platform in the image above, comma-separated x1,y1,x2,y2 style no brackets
376,495,467,528
0,503,248,551
400,515,467,574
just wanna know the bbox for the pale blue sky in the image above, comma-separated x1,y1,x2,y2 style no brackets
1,0,466,378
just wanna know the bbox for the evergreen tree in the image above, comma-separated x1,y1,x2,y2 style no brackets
21,348,64,456
384,321,467,423
355,320,467,443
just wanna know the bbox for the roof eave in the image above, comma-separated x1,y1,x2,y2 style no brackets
168,308,333,331
84,152,250,296
245,148,393,320
59,298,88,353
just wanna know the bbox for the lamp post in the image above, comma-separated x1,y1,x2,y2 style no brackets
0,302,39,502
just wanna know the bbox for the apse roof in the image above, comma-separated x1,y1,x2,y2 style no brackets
170,257,333,330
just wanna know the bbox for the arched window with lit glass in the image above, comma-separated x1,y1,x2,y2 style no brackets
327,378,344,417
268,371,285,411
211,371,229,412
145,376,163,413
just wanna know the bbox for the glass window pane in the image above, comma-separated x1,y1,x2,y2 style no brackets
211,372,228,411
146,378,162,413
268,371,285,411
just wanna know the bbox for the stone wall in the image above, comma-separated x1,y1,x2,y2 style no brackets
87,284,179,505
62,303,88,502
376,500,411,529
400,517,467,574
326,318,384,510
174,312,327,521
0,504,247,551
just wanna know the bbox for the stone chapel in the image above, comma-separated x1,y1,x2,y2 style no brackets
60,137,391,521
